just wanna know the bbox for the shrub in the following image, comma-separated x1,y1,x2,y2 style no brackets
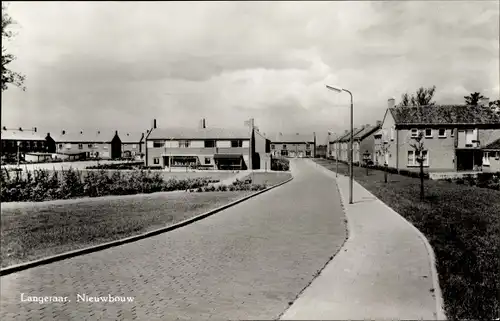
271,158,290,171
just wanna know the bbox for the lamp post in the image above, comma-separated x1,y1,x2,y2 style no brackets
326,85,353,204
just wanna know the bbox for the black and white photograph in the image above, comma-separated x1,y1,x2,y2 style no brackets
1,1,499,320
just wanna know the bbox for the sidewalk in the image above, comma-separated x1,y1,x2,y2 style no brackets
281,161,446,320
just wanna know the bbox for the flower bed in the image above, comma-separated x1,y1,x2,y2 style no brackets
86,161,145,170
194,177,266,192
0,168,214,202
271,157,290,171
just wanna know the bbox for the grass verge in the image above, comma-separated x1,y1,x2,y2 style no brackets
1,191,252,268
243,172,293,186
313,158,499,320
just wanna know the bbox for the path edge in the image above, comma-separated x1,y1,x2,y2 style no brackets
315,162,446,321
1,176,293,277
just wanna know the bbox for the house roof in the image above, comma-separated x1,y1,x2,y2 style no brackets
338,128,365,142
147,127,251,140
49,130,118,143
484,138,500,150
388,105,500,126
373,128,383,137
272,133,314,143
1,129,46,141
119,131,145,143
353,124,382,140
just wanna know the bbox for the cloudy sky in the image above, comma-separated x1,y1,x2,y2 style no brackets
2,1,499,143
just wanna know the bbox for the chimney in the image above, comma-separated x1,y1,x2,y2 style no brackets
19,127,23,131
115,130,118,135
153,119,157,129
33,127,37,132
97,130,100,135
365,124,370,128
62,130,66,135
199,118,206,129
344,130,348,134
2,126,6,130
80,131,83,134
479,97,490,107
376,120,382,126
296,133,299,135
47,133,50,137
388,97,395,109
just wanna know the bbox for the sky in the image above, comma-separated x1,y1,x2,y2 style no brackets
2,1,499,144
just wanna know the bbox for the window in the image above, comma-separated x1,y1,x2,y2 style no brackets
283,144,287,150
153,141,164,148
438,129,446,138
179,140,190,148
483,152,490,166
271,144,275,150
496,152,500,160
153,157,159,164
425,129,433,138
103,145,108,149
281,150,288,156
33,141,38,148
205,157,211,165
408,150,429,166
132,144,137,149
411,129,418,138
390,128,395,141
58,144,63,149
231,140,243,148
78,143,83,149
306,150,311,156
204,140,215,148
88,144,93,148
26,141,31,148
306,143,311,150
451,129,454,137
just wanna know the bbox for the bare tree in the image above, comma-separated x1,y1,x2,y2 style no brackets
409,131,426,201
464,92,485,106
2,3,26,92
379,142,391,183
398,86,436,107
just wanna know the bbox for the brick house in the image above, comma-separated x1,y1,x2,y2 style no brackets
1,127,47,161
145,119,271,170
353,121,382,164
120,131,145,160
271,133,316,158
379,97,500,172
48,130,122,160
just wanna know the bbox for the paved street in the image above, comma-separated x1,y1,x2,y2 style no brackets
0,159,347,320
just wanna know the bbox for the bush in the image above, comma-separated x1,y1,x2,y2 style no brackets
271,158,290,171
0,168,215,202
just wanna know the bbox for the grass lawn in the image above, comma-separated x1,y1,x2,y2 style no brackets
313,158,499,320
1,191,252,268
244,172,293,186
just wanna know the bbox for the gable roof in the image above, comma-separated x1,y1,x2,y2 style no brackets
119,131,145,143
1,129,46,141
147,127,251,140
484,138,500,150
272,133,314,143
353,124,382,141
389,105,500,126
338,127,365,142
50,130,118,143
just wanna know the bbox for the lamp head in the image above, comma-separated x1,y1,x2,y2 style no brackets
326,85,342,93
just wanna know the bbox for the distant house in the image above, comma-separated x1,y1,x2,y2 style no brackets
49,130,122,160
271,133,316,158
353,121,382,164
482,138,500,172
316,144,327,158
330,128,364,162
379,97,500,172
1,127,47,161
145,118,271,170
120,131,145,159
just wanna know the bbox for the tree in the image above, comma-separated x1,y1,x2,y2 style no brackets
409,131,426,201
398,86,436,107
489,100,500,114
2,3,25,92
379,142,391,183
464,92,484,106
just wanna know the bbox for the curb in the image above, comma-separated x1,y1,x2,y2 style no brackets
0,176,294,277
314,162,446,320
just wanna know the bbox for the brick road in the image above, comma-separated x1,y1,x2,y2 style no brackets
0,159,347,320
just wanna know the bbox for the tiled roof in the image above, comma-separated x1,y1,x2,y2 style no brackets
119,131,145,143
353,124,382,140
1,129,46,141
272,133,314,143
338,128,365,142
49,130,118,143
147,127,251,140
484,138,500,150
389,105,500,125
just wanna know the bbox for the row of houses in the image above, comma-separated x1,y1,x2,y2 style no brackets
328,97,500,173
1,118,318,170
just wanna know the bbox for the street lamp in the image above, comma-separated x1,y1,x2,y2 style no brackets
326,84,353,204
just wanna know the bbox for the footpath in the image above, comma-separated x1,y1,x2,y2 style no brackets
281,160,446,320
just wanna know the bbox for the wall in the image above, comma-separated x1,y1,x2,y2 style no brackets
122,143,143,158
483,151,500,172
55,142,113,159
271,142,313,157
380,111,398,168
359,135,376,163
397,128,455,171
253,130,271,170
